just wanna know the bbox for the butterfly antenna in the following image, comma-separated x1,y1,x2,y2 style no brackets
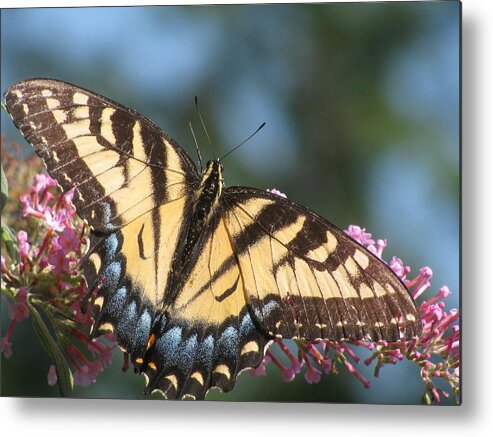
195,96,216,160
220,122,266,162
189,121,203,172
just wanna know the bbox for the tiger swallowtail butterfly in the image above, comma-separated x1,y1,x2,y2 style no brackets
4,78,422,399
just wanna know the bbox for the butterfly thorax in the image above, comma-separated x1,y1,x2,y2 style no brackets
194,159,224,221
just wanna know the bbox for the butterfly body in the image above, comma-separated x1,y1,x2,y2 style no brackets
163,160,224,302
4,78,422,399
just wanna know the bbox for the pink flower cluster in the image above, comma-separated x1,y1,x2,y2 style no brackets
1,173,116,392
250,224,460,404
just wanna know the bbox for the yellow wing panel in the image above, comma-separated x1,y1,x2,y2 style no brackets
117,196,189,306
173,219,244,326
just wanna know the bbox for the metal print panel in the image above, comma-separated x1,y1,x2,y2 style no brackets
0,2,460,404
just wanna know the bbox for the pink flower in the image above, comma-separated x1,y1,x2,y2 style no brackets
73,365,94,387
19,193,33,217
345,225,375,246
304,366,321,384
439,286,452,299
47,246,71,276
47,365,58,386
17,230,30,257
249,361,268,376
2,170,117,393
71,301,93,325
57,227,80,253
7,288,29,321
59,188,76,212
9,302,29,322
16,287,28,303
367,239,387,258
19,174,57,218
20,193,45,218
0,336,13,358
409,266,433,299
281,365,296,382
88,339,115,366
38,257,49,269
73,361,103,387
389,256,411,279
33,173,57,194
267,188,287,198
44,210,68,232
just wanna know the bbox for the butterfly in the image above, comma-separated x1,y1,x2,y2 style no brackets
4,78,422,399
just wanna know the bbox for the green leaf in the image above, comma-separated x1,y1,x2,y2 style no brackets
0,165,7,212
1,223,19,263
28,302,73,397
422,391,432,405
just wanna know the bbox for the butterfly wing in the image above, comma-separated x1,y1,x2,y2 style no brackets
222,187,422,343
5,79,198,229
137,187,422,400
5,79,263,400
139,214,268,399
4,78,200,358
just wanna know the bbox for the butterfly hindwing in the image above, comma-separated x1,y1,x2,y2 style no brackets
140,215,268,399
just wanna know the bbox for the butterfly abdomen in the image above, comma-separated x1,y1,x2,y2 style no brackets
173,160,224,273
157,159,225,306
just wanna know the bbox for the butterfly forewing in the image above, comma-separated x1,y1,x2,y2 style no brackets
222,187,422,342
5,79,199,229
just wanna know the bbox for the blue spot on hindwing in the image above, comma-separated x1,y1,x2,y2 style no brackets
102,233,119,259
252,299,280,323
239,312,255,337
101,203,117,231
218,326,238,357
156,326,183,366
263,300,280,316
116,300,138,347
253,308,262,321
100,260,122,291
177,334,198,372
104,286,127,319
133,309,152,351
197,334,214,369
